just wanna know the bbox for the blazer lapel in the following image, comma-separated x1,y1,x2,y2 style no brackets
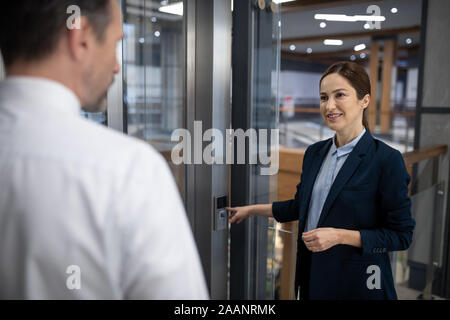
299,139,332,223
316,130,373,228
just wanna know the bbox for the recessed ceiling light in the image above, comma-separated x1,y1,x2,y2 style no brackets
350,55,356,61
272,0,296,3
360,53,366,59
139,37,145,44
151,17,157,23
289,44,296,51
320,22,327,28
159,1,183,16
314,14,385,22
154,31,161,37
406,38,412,44
354,44,366,51
306,48,312,54
391,8,398,14
364,23,371,29
324,39,343,46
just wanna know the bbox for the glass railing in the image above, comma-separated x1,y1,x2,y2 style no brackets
279,106,416,153
266,217,297,299
394,144,448,299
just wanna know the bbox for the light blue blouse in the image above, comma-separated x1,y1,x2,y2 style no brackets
304,128,366,232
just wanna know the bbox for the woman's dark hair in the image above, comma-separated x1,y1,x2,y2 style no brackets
319,61,371,129
0,0,112,67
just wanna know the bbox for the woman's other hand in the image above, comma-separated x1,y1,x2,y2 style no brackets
227,206,252,224
302,228,342,252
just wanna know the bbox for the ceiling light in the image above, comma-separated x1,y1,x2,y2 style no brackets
324,39,343,46
360,53,366,59
272,0,296,4
350,55,356,61
364,23,371,29
354,44,366,51
306,48,312,54
406,38,412,44
391,8,398,13
151,17,157,23
289,45,296,51
138,37,145,44
154,31,161,37
314,14,385,22
158,1,183,16
320,22,327,28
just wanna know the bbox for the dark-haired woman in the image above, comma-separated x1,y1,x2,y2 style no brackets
227,61,415,300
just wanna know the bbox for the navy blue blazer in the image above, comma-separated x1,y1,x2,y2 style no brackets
272,130,415,300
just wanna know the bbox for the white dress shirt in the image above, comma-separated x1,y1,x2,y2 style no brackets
0,76,209,299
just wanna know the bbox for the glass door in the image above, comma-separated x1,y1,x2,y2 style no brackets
121,0,185,195
230,0,280,300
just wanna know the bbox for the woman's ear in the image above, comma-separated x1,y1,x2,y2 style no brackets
361,94,370,110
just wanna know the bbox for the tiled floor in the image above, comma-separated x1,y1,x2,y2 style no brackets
396,284,446,300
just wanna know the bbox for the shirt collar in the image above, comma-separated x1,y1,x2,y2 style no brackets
330,127,366,158
0,76,81,117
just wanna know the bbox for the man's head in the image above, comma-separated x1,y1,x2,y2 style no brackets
0,0,124,112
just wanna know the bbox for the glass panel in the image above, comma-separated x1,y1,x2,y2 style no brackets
266,219,297,300
394,179,447,300
245,2,281,299
122,0,185,194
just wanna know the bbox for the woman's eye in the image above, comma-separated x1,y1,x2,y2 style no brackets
320,96,327,101
336,93,345,98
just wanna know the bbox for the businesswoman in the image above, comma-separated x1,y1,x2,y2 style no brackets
227,61,415,300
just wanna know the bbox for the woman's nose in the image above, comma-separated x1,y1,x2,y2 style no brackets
325,98,337,111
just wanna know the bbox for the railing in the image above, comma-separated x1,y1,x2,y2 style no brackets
272,144,448,300
279,106,416,152
396,144,447,300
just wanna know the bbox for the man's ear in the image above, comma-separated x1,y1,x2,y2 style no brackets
66,16,93,62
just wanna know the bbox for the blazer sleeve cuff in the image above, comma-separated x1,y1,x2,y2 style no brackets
360,229,389,255
359,229,373,255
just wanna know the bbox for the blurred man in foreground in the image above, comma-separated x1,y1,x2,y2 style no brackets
0,0,208,299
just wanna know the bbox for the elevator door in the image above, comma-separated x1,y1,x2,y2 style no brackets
230,0,281,300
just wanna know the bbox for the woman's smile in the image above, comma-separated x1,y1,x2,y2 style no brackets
326,112,343,121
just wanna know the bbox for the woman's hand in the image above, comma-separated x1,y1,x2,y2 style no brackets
302,228,342,252
227,206,252,224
